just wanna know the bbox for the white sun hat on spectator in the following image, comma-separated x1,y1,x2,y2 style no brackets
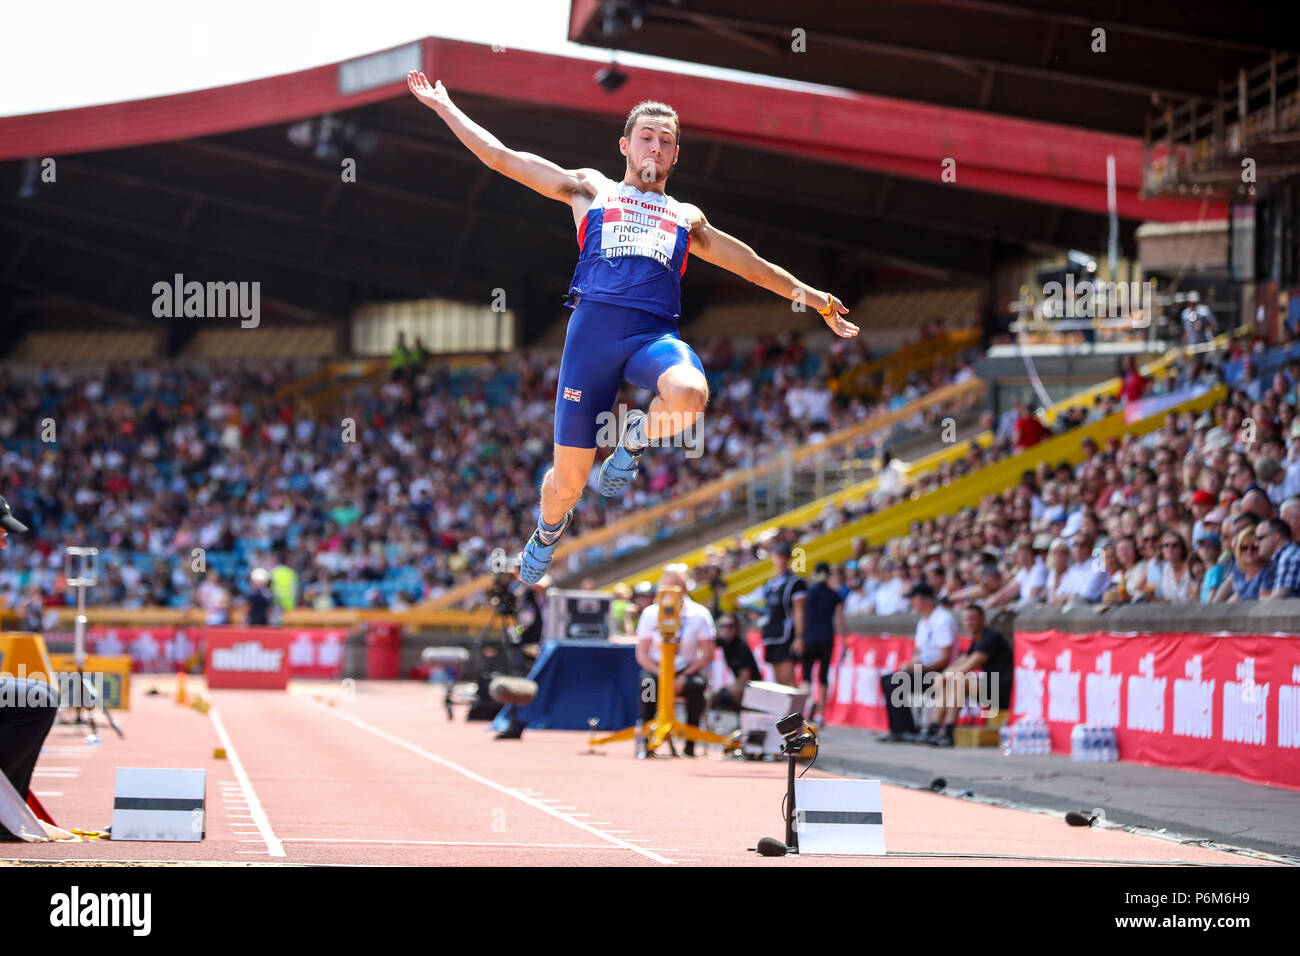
1203,427,1233,452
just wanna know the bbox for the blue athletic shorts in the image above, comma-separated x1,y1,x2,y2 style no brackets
554,298,706,448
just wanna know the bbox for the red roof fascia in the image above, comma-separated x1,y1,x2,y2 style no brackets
0,37,1222,221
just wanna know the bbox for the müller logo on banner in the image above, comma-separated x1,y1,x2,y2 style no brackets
211,641,284,672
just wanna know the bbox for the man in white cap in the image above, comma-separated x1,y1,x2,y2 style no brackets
878,581,955,743
1180,291,1216,346
247,568,275,626
634,564,716,755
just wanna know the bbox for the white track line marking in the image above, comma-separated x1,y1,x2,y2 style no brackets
32,791,63,797
325,708,676,865
208,707,284,858
280,838,625,850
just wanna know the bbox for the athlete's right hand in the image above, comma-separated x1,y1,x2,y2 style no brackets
817,292,859,338
407,71,451,112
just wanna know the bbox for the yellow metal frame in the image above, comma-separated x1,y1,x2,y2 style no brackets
588,586,738,755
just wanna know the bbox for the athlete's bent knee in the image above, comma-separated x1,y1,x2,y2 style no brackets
668,384,708,416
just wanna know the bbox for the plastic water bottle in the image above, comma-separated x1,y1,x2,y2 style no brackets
1070,724,1086,761
1000,723,1013,756
634,720,646,759
1104,727,1118,762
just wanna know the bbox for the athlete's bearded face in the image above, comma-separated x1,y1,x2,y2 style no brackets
621,117,679,187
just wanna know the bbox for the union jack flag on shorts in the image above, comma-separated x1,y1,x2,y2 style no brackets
563,387,582,402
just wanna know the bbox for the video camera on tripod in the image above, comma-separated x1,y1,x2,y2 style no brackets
486,571,519,616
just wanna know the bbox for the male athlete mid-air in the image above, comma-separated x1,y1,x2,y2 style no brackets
408,72,859,583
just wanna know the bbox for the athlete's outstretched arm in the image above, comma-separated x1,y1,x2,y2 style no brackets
408,72,600,203
684,205,859,339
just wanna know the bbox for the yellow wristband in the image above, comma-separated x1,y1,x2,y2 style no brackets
818,295,837,318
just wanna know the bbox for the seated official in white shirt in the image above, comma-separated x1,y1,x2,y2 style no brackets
878,582,955,743
635,565,716,756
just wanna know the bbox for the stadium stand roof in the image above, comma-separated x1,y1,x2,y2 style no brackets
1,36,1218,346
567,0,1299,136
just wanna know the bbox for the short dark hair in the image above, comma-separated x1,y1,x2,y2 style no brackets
624,101,680,142
1264,518,1293,542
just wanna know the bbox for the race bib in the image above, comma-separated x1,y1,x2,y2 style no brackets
600,194,686,270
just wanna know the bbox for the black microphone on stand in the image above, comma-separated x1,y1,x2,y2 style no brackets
752,712,816,857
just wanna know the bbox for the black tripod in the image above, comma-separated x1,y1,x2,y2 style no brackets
449,605,523,721
61,545,124,741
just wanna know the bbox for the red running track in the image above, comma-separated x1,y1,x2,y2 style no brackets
4,679,1276,867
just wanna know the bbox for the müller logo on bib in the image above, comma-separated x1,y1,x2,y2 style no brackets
204,628,292,689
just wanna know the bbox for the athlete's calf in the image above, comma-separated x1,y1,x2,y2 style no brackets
541,445,596,525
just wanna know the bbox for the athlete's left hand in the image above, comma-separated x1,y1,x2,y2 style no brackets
817,292,858,338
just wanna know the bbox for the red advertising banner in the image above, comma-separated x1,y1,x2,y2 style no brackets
283,629,348,680
81,627,199,673
1012,630,1300,790
72,626,347,679
822,634,916,731
203,628,291,690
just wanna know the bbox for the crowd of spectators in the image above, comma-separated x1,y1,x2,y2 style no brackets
0,324,977,615
692,330,1300,622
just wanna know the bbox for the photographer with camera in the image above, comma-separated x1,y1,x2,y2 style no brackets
0,496,60,841
490,557,547,740
490,560,546,653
